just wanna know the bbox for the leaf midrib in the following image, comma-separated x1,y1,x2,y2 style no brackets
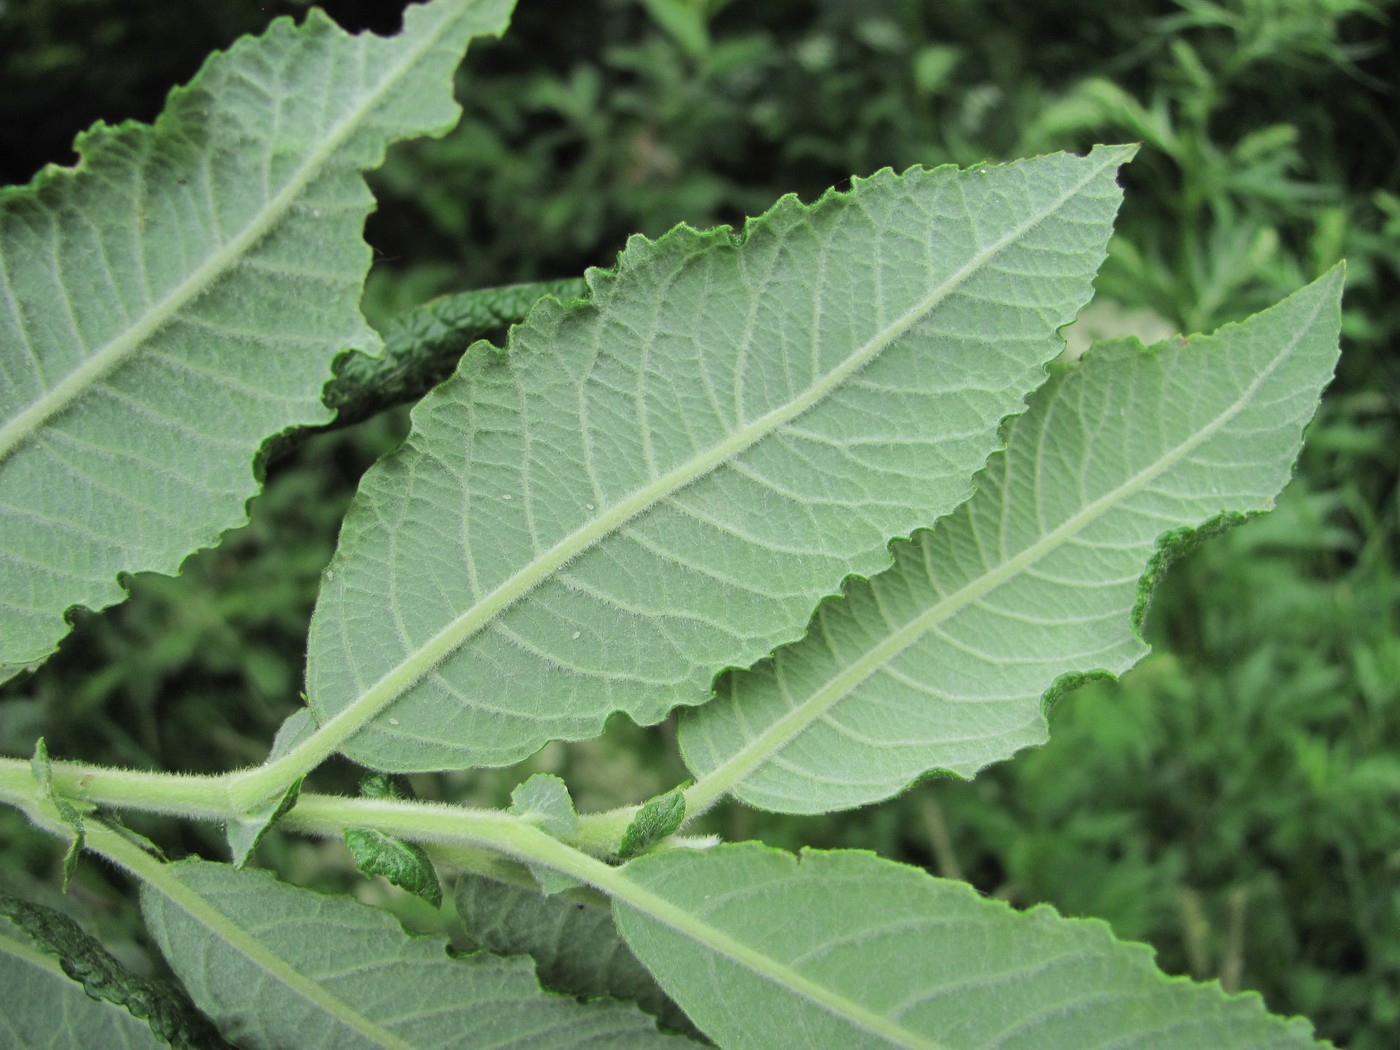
473,818,950,1050
611,869,949,1050
307,149,1125,762
0,7,460,465
693,286,1327,805
149,866,416,1050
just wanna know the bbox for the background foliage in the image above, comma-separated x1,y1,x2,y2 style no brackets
2,0,1397,1045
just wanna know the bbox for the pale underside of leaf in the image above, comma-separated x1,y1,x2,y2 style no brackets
140,859,692,1050
0,890,229,1049
678,267,1343,813
0,0,513,681
0,921,168,1050
309,145,1135,772
227,708,315,865
455,873,701,1039
612,843,1326,1050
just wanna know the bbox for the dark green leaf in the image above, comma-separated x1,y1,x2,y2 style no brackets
0,892,230,1049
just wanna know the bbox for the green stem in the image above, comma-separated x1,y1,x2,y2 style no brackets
0,758,234,819
9,773,944,1049
0,752,689,860
3,771,618,920
10,793,419,1050
572,803,641,850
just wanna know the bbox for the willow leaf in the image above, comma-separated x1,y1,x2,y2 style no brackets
0,919,169,1050
344,773,442,906
510,773,579,838
139,859,692,1050
308,146,1134,771
0,0,513,682
679,267,1343,813
227,708,314,866
613,843,1326,1050
455,873,702,1040
0,894,226,1050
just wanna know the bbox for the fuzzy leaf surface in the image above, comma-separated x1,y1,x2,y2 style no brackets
227,709,314,866
510,773,579,838
680,268,1344,812
0,0,513,681
455,873,701,1040
140,859,690,1050
618,789,687,859
308,146,1133,771
613,843,1326,1050
0,921,168,1050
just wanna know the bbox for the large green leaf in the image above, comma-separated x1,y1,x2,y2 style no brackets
455,873,701,1039
0,0,513,682
140,859,692,1050
613,843,1326,1050
0,905,189,1050
679,268,1343,813
308,146,1134,771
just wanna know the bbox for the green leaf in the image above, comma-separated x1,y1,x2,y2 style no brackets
342,772,442,907
455,873,704,1041
30,737,85,890
613,843,1326,1049
308,146,1135,771
618,788,686,860
226,709,313,866
510,774,579,838
679,268,1344,813
0,892,229,1049
140,859,692,1049
343,829,443,908
0,923,168,1050
322,277,589,427
509,774,583,893
0,0,515,682
638,0,712,59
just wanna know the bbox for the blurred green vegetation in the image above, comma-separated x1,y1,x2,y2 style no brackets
2,0,1398,1045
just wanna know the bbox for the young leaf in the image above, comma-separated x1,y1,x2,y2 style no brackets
0,0,515,682
0,892,229,1049
679,268,1344,813
308,146,1134,772
455,873,702,1040
227,709,313,866
343,828,443,908
617,789,687,860
612,843,1326,1049
510,774,583,893
31,737,86,890
510,773,580,838
344,773,442,907
140,859,695,1049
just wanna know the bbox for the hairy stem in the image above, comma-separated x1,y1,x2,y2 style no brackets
7,773,947,1049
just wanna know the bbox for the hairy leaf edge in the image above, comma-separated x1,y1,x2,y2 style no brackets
0,0,513,676
677,264,1343,813
309,143,1136,771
